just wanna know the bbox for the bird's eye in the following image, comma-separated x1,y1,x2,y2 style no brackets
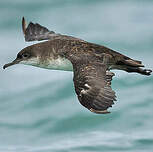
22,53,30,58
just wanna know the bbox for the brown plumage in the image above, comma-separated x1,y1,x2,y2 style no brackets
3,17,152,114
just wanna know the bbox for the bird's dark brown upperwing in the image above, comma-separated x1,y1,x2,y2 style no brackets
22,17,83,42
22,17,56,41
73,62,116,114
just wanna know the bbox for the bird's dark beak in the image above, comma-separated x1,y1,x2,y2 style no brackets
3,58,20,69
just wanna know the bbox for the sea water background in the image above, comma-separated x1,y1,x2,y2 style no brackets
0,0,153,152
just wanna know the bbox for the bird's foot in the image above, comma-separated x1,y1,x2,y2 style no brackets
142,69,152,76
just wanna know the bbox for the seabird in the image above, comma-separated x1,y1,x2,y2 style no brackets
3,17,152,114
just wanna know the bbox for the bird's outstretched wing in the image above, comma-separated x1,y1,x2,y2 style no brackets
22,17,84,42
22,17,58,41
73,62,116,114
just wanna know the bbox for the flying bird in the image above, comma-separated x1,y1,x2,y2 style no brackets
3,17,152,114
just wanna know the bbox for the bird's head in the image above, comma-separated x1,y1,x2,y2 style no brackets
3,45,39,69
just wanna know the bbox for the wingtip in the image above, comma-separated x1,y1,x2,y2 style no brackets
22,16,25,21
22,16,26,35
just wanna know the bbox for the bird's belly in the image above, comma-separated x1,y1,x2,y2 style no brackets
40,57,73,71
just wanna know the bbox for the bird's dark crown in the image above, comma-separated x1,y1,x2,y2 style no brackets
17,46,36,60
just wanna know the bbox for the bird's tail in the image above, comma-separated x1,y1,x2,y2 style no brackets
124,66,152,75
116,59,152,76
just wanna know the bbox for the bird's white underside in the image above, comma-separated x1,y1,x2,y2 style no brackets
20,56,73,71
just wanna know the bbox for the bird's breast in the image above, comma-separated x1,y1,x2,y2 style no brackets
39,56,73,71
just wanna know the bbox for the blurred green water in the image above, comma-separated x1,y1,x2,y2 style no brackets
0,0,153,152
